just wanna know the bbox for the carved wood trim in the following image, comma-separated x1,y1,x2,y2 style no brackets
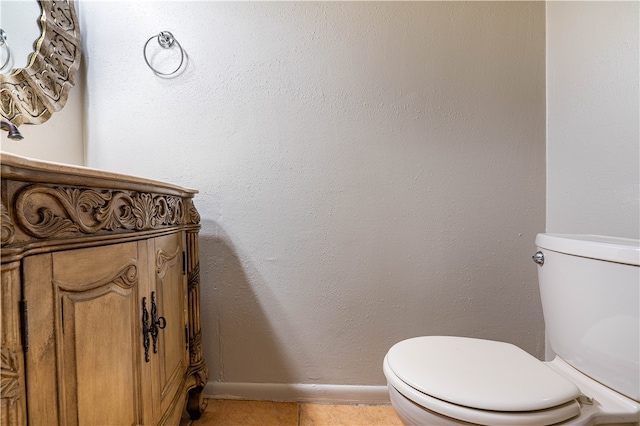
54,262,138,293
185,231,207,381
0,348,20,405
0,202,14,246
0,347,23,426
188,263,203,366
11,184,188,241
156,247,181,278
186,199,201,225
1,263,26,426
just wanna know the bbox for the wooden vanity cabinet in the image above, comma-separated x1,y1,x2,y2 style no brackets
0,153,209,425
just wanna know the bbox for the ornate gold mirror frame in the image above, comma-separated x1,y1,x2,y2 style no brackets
0,0,81,127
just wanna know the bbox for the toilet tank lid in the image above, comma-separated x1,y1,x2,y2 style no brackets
536,234,640,266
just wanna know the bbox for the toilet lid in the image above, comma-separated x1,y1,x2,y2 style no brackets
386,336,581,412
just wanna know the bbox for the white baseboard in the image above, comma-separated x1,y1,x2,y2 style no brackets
204,381,391,405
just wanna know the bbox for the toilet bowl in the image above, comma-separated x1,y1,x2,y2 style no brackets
383,234,640,426
383,336,640,426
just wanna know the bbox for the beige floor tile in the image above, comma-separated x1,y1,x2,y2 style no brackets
192,400,298,426
299,403,403,426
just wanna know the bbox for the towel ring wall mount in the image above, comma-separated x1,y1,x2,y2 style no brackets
143,31,184,76
0,29,11,72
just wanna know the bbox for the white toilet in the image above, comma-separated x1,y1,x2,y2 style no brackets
383,233,640,425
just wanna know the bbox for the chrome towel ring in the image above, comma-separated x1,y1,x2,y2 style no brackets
0,29,11,72
143,31,184,76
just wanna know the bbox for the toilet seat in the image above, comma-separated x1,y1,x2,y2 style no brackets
384,336,583,426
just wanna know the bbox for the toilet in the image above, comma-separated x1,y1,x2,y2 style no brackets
383,234,640,426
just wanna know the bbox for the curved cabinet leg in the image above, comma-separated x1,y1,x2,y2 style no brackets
186,385,207,420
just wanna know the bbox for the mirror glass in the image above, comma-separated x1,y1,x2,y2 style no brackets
0,0,42,74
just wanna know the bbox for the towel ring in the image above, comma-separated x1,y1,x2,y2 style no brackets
143,31,184,76
0,29,11,72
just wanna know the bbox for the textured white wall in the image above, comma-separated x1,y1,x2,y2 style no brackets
546,1,639,239
80,1,546,393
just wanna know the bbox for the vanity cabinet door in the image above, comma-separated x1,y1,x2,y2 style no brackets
23,242,147,426
146,232,189,424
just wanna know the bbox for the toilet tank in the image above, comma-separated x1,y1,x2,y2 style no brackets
535,234,640,402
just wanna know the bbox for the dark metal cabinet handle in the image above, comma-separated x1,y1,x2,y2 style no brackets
142,292,167,362
142,297,151,362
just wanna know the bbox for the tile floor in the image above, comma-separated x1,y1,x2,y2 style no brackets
183,399,403,426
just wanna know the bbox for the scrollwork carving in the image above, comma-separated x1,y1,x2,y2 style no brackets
156,246,181,278
16,186,114,236
187,263,201,289
56,263,137,293
189,331,204,364
132,193,156,230
12,184,189,240
0,202,15,246
94,192,137,231
111,264,138,290
186,199,201,225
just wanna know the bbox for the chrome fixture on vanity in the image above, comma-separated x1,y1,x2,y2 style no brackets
1,120,23,140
